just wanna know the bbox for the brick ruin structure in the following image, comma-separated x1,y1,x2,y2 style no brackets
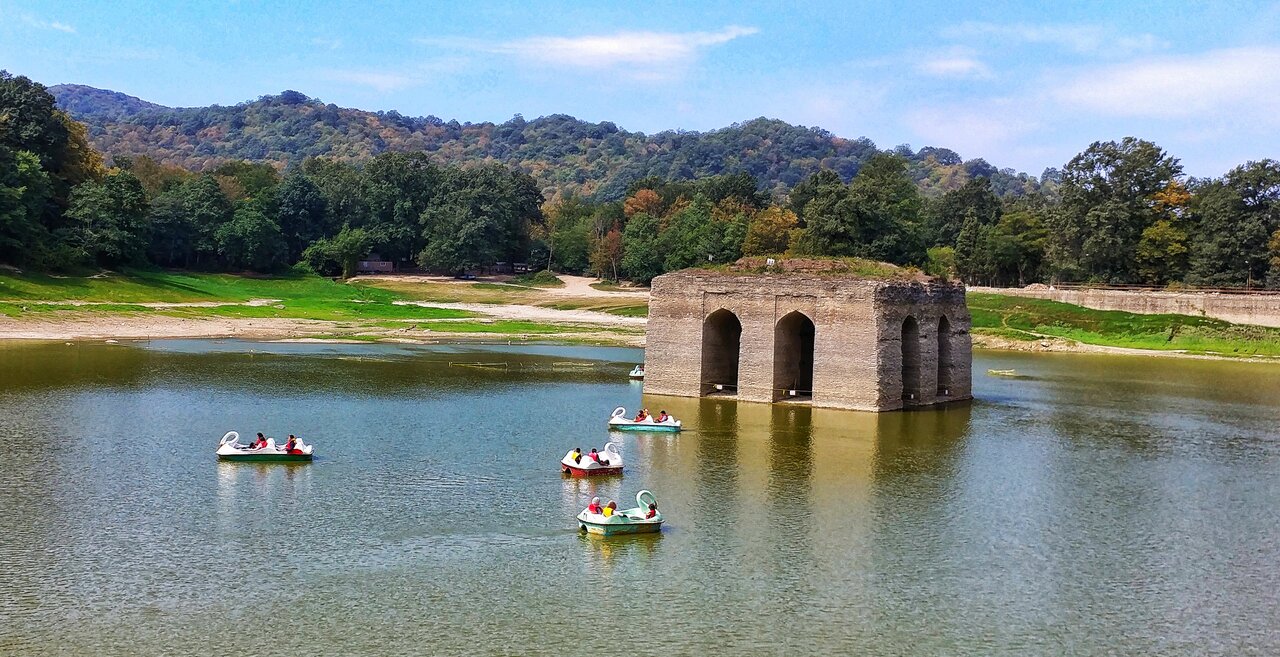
643,259,973,411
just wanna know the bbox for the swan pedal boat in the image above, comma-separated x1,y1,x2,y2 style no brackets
216,431,313,462
607,406,681,432
561,443,623,476
577,490,663,535
628,365,645,379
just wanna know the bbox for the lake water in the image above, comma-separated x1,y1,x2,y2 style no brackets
1,340,1279,655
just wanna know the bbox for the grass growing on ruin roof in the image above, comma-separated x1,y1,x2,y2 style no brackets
968,292,1280,357
700,256,925,281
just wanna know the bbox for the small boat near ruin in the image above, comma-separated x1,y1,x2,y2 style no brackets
608,407,681,432
577,490,663,535
628,364,645,379
216,431,313,462
987,369,1018,377
561,443,624,476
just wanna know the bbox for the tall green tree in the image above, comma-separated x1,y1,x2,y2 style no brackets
216,205,284,271
417,164,542,272
621,212,663,284
788,169,842,225
1046,138,1182,282
924,176,1001,246
847,153,923,263
301,158,367,231
66,171,150,266
276,173,328,263
0,148,52,264
362,152,444,261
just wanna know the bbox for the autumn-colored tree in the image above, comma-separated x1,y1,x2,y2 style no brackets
742,207,798,256
623,189,662,218
590,226,624,281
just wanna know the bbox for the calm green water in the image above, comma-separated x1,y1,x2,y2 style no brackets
1,341,1279,655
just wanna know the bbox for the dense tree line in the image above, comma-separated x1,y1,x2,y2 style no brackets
6,72,1280,288
2,72,543,276
535,141,1280,289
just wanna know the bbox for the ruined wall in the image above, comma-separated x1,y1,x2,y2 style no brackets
645,270,972,412
968,286,1280,328
873,282,973,411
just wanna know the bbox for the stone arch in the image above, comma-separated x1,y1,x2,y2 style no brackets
701,309,742,395
901,316,920,402
937,315,952,396
773,310,816,401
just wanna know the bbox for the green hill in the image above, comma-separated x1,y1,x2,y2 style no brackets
51,85,1049,201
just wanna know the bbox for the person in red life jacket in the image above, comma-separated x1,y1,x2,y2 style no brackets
656,410,669,423
587,497,602,515
588,448,610,466
633,408,648,422
284,434,303,455
645,503,658,519
252,433,268,449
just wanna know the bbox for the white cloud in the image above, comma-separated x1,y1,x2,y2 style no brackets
943,21,1162,56
420,26,758,78
23,15,76,33
917,53,992,79
311,37,343,50
1052,46,1280,120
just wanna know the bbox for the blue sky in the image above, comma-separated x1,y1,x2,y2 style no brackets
3,0,1279,177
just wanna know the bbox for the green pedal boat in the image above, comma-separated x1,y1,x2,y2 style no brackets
577,490,663,535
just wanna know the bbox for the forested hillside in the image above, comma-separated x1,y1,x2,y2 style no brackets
49,85,1046,202
5,71,1279,290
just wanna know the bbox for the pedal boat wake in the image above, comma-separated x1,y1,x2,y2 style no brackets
216,431,313,462
561,443,623,476
577,490,663,535
607,407,681,432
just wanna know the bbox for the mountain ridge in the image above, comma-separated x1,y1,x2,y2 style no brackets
50,84,1049,201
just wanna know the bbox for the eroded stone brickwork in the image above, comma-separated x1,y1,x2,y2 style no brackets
644,267,972,411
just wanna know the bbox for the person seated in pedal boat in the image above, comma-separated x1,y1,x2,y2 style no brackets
645,503,658,519
603,501,617,517
633,408,649,422
252,433,268,449
571,447,583,464
588,448,610,466
284,434,303,455
587,497,602,515
656,410,669,423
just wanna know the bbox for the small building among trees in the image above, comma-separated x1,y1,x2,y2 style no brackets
356,253,394,274
643,258,973,411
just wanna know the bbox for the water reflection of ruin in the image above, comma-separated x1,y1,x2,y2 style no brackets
645,261,974,411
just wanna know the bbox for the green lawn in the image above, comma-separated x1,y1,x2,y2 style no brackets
968,292,1280,357
0,270,476,322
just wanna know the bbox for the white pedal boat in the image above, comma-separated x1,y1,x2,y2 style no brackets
577,490,663,535
608,406,681,432
561,443,623,476
628,364,645,379
216,431,313,462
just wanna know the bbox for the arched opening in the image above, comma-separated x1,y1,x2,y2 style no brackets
937,316,952,397
901,316,920,403
701,309,742,396
773,311,815,401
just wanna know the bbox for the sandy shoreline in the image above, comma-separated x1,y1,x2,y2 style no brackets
3,312,1277,362
0,311,647,347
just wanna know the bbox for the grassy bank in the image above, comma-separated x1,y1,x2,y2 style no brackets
968,292,1280,357
0,269,642,344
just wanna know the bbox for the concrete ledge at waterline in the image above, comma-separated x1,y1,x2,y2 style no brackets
642,258,973,412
